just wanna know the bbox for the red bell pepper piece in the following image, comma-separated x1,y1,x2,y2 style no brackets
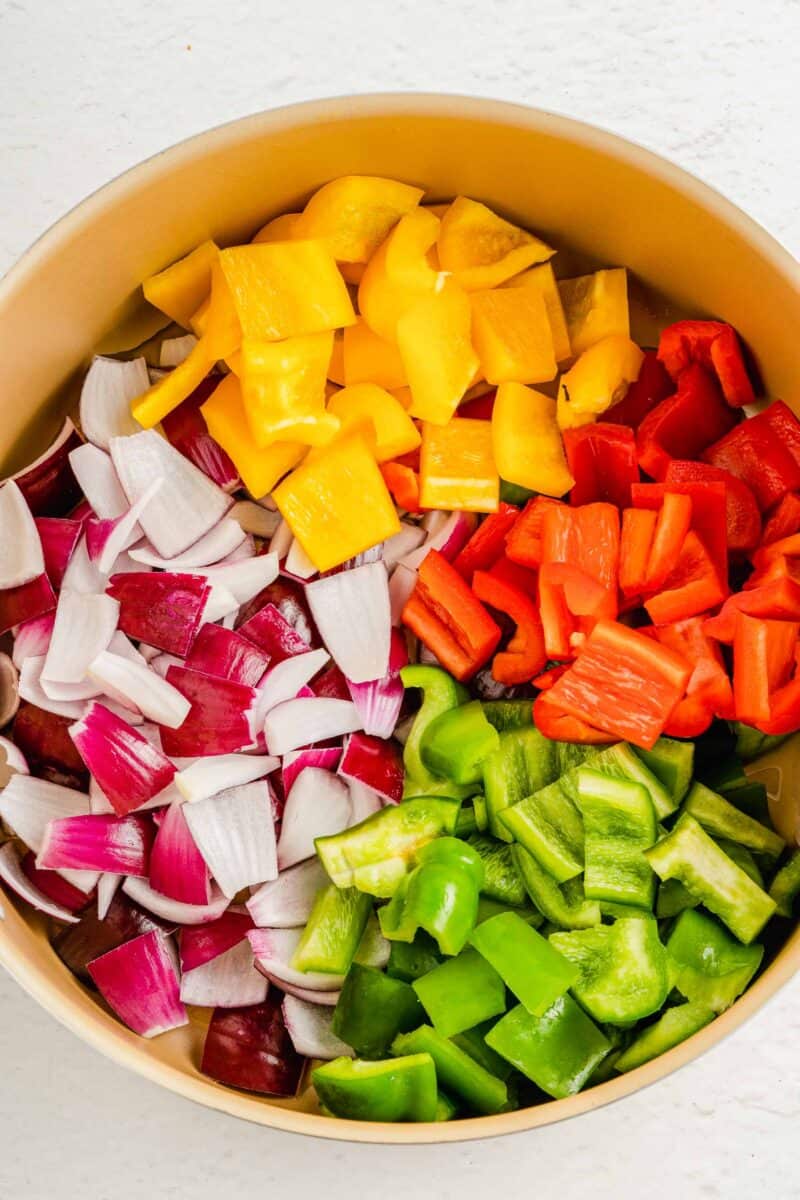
540,619,692,749
402,549,502,682
604,350,674,428
619,494,692,598
381,462,422,513
704,577,800,643
754,666,800,736
538,562,617,660
636,364,738,481
643,616,734,735
631,480,728,585
472,570,546,685
762,493,800,546
532,664,569,691
486,554,538,596
505,496,564,568
643,530,727,625
458,389,497,420
657,319,755,408
733,612,799,727
452,503,519,579
751,532,800,573
745,554,800,593
665,460,760,555
532,694,616,744
541,503,620,596
702,403,800,512
562,422,640,509
619,509,658,597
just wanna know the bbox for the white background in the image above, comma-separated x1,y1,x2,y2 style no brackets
1,1,799,1196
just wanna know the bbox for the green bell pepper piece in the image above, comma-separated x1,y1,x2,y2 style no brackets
701,758,747,795
564,744,673,821
598,901,652,920
683,782,784,859
733,722,790,763
470,911,578,1017
613,1001,715,1073
555,741,603,775
331,962,424,1058
499,479,536,506
769,849,800,916
716,839,765,887
420,700,500,786
471,792,489,832
291,885,372,975
549,917,669,1025
315,796,461,898
482,723,558,841
633,737,694,807
500,778,585,882
481,700,534,731
435,1090,459,1121
656,878,698,919
721,781,771,825
475,894,541,926
452,1020,516,1081
645,814,776,943
574,768,658,909
379,837,483,956
312,1054,438,1122
513,844,601,929
386,931,442,982
413,948,506,1038
486,995,611,1099
454,806,479,837
467,834,527,906
665,908,763,1013
392,1025,510,1116
400,665,470,799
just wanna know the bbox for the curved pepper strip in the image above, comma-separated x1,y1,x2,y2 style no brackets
452,503,520,579
704,577,800,643
636,364,738,481
665,460,761,555
505,496,564,568
642,617,734,738
532,694,616,744
312,1054,438,1123
702,401,800,512
562,422,639,510
472,570,546,684
732,612,800,729
379,838,485,956
657,319,755,408
380,461,422,513
400,664,470,800
632,479,728,585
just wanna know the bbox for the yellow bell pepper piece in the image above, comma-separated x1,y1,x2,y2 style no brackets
274,430,401,571
437,197,554,290
252,213,302,243
142,240,219,329
343,318,408,389
294,176,424,264
220,241,356,340
132,340,216,429
328,330,346,385
391,387,414,410
557,334,644,430
201,375,306,498
358,208,442,344
470,288,557,385
423,203,451,219
205,261,242,361
326,384,421,463
504,263,571,362
339,262,365,285
397,283,480,426
419,418,499,513
492,383,574,497
190,295,211,338
558,268,629,356
240,332,338,448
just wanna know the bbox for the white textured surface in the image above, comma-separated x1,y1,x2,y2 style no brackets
1,0,799,1194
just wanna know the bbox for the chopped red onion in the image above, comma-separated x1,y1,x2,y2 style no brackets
400,508,478,570
12,613,55,667
180,938,268,1008
281,746,342,797
337,732,403,804
88,651,191,728
42,590,119,685
254,649,330,724
122,875,228,924
86,477,163,575
159,335,199,368
0,572,56,636
12,701,88,787
35,518,82,590
159,667,256,756
52,889,172,981
200,997,303,1097
128,518,246,570
275,767,351,870
175,754,277,804
229,500,281,540
160,377,240,493
19,657,86,719
0,481,45,589
149,801,210,906
60,536,107,595
20,850,93,912
70,701,176,815
69,443,129,518
97,872,122,919
183,781,277,899
89,776,114,814
346,626,408,738
237,602,311,664
388,562,418,626
196,553,279,608
38,812,154,876
183,623,270,687
381,521,426,570
306,562,390,684
264,697,362,756
309,661,351,700
0,773,96,891
7,418,82,517
284,538,318,581
246,856,329,928
347,778,383,824
282,995,354,1060
179,909,253,971
88,929,187,1037
79,356,148,449
107,571,210,657
238,576,317,643
0,734,28,775
248,926,344,991
0,842,80,923
149,652,186,680
201,584,239,624
220,534,256,564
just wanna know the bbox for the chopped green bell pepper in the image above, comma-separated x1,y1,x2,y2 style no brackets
454,806,480,837
420,700,500,786
475,894,541,926
467,834,527,906
513,844,601,929
482,723,558,841
486,995,611,1099
701,758,747,795
452,1020,515,1081
379,837,484,956
555,742,602,775
392,1025,510,1116
655,878,698,919
733,722,790,763
575,768,657,909
413,948,506,1038
665,908,763,1013
549,917,669,1025
331,962,425,1058
683,782,784,859
400,665,470,799
722,781,771,825
315,796,461,898
312,1054,438,1122
769,849,800,917
471,792,489,832
633,736,694,807
499,479,536,506
564,744,674,821
435,1090,459,1121
291,885,372,976
500,779,585,882
613,1001,715,1073
645,814,776,944
470,911,578,1016
386,931,442,982
481,700,534,731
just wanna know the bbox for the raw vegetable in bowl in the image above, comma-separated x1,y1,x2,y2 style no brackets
0,174,799,1126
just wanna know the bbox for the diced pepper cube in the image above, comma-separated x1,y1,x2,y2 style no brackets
326,384,420,462
492,383,573,497
294,176,424,263
201,374,306,498
504,262,572,362
343,318,408,389
143,239,219,329
557,335,644,430
399,284,481,426
470,288,557,385
437,197,554,290
419,417,499,512
240,332,337,447
358,208,442,344
558,268,630,356
252,212,302,243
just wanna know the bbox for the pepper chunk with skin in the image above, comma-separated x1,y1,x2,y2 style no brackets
549,917,669,1025
400,664,471,800
636,364,738,481
657,319,755,408
470,911,578,1016
379,838,485,956
486,994,611,1099
402,550,502,682
472,569,546,684
312,1055,438,1123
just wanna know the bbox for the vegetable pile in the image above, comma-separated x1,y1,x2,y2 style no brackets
0,175,799,1126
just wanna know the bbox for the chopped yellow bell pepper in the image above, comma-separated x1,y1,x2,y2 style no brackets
419,418,499,513
504,262,572,362
274,431,401,571
358,208,442,344
391,387,414,410
240,332,338,448
252,213,302,243
339,262,366,285
423,203,451,219
557,334,644,430
437,197,554,291
328,330,346,385
397,283,480,426
343,318,408,389
220,241,356,340
470,288,557,385
492,383,574,497
294,176,424,264
201,374,306,498
142,240,219,329
326,384,421,463
205,261,243,361
131,340,216,429
190,295,211,338
558,268,629,356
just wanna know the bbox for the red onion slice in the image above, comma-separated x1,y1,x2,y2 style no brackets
247,856,329,928
275,766,351,870
399,508,478,570
381,521,426,569
248,926,345,992
175,753,278,804
87,478,163,575
0,842,80,923
254,649,330,724
128,518,246,570
264,697,362,755
42,590,119,685
38,812,154,876
237,602,311,664
79,356,147,449
200,997,303,1097
0,481,45,589
19,656,87,719
12,613,55,667
180,938,268,1008
35,518,82,590
183,781,278,899
0,773,96,892
123,875,229,924
160,377,240,494
183,624,270,687
7,418,82,517
70,701,176,815
159,667,257,756
389,562,418,626
88,929,187,1038
284,538,318,581
69,444,129,519
282,995,354,1060
97,872,122,919
88,651,192,728
306,561,391,684
179,909,254,971
107,571,209,658
149,801,210,906
268,519,293,560
346,778,383,824
281,746,342,797
60,536,107,595
196,553,280,607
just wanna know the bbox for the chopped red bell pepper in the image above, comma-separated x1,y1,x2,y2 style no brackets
540,619,691,749
745,553,800,592
643,530,727,625
604,350,674,428
658,320,755,408
754,669,800,735
532,664,569,691
472,569,546,684
643,616,734,735
402,549,502,682
486,554,538,596
702,403,800,512
733,612,799,727
381,462,422,513
504,496,564,569
532,694,616,744
645,492,694,593
762,493,800,546
704,578,800,643
538,562,617,660
540,503,620,596
562,422,639,509
751,532,800,573
631,480,728,585
636,364,738,481
664,460,760,556
619,508,658,597
452,503,519,579
458,389,497,420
